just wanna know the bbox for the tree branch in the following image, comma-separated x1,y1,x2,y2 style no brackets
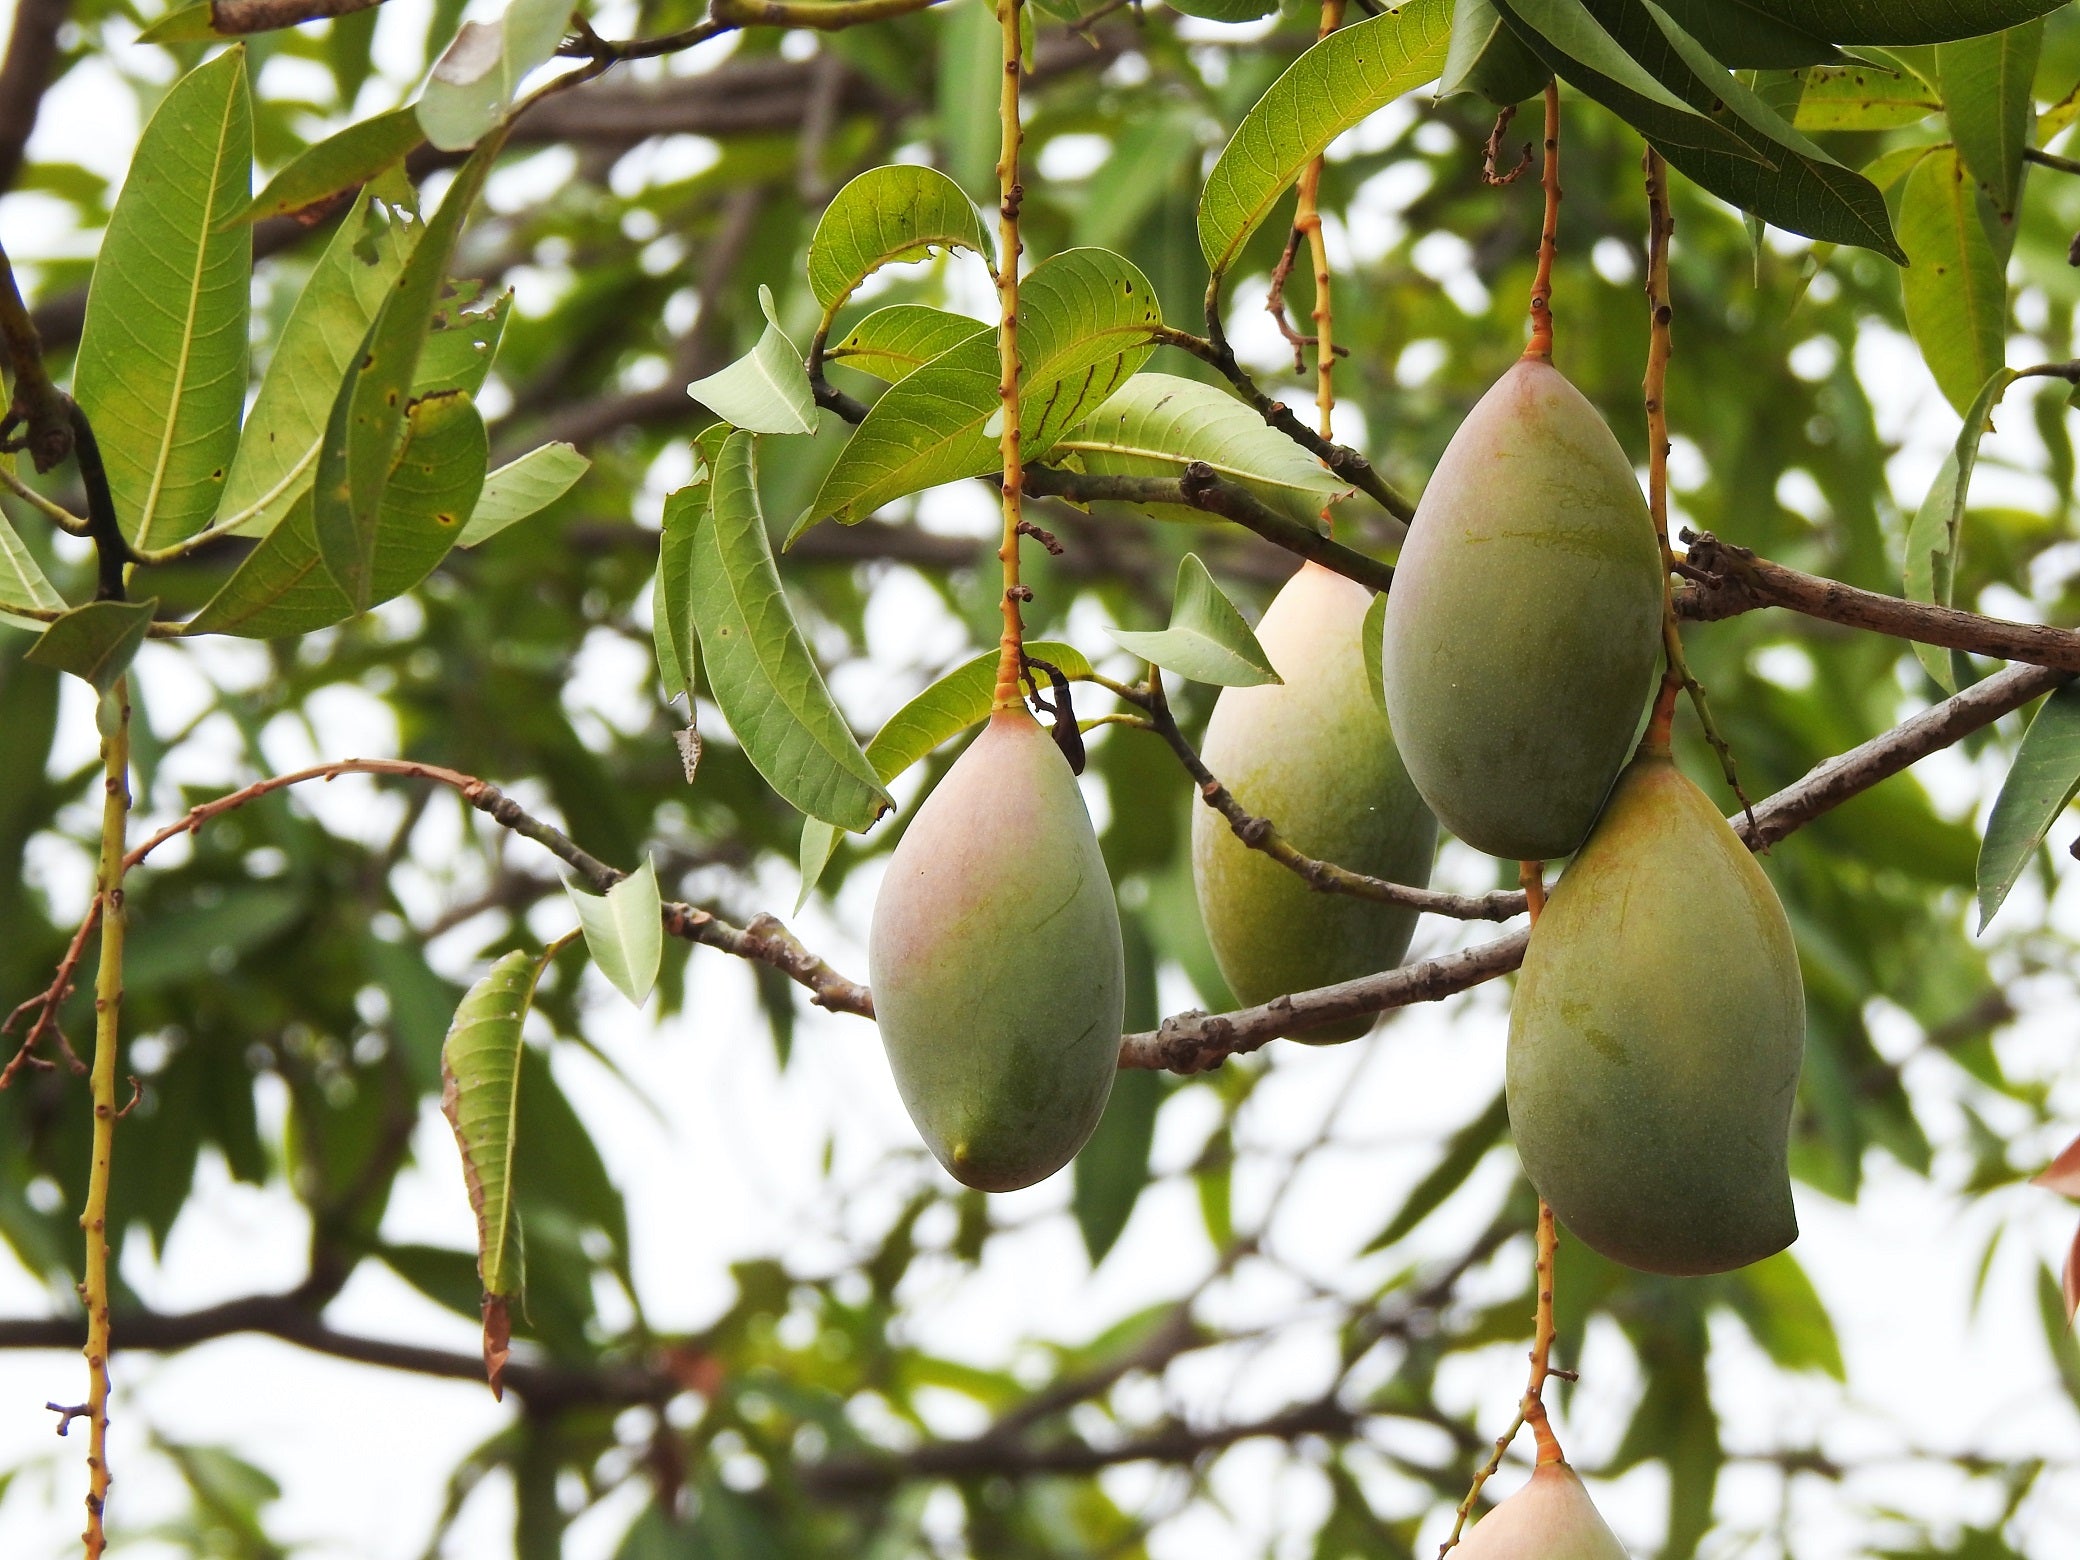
0,0,67,198
197,0,380,33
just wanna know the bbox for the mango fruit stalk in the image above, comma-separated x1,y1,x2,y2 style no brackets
1507,744,1805,1275
1193,563,1437,1042
870,707,1125,1191
1382,357,1663,860
1454,1462,1629,1560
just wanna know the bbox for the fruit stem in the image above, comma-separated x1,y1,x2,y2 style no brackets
1522,1199,1564,1465
1522,78,1560,363
990,0,1028,712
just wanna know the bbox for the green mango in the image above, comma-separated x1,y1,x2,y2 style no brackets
1193,563,1438,1043
1732,0,2061,44
870,707,1125,1191
1508,747,1805,1276
1381,357,1663,861
1440,0,1552,107
1455,1462,1629,1559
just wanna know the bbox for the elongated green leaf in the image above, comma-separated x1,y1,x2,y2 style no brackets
236,107,423,224
685,286,816,435
1938,18,2043,220
314,132,503,612
692,432,892,830
1108,554,1279,687
1057,373,1348,531
567,859,663,1007
1494,0,1905,259
1361,590,1387,714
1198,0,1453,277
413,289,510,398
1738,0,2064,46
795,637,1093,905
1976,685,2080,930
1904,367,2014,690
799,248,1160,534
417,0,570,152
656,483,703,702
216,197,412,540
1787,61,1940,130
458,443,588,547
74,50,252,553
1363,1091,1509,1252
1073,912,1162,1265
825,305,989,383
188,391,487,637
1647,0,1836,66
806,164,993,320
26,599,158,693
0,510,63,615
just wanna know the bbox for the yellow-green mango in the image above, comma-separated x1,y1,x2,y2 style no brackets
1381,358,1663,861
1193,563,1437,1043
870,707,1125,1191
1508,747,1805,1276
1455,1462,1629,1560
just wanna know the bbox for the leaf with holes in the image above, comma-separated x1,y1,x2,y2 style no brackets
567,859,663,1008
25,599,158,693
459,443,588,547
686,286,817,435
1976,684,2080,931
825,306,990,384
417,0,572,152
235,107,424,224
73,50,252,554
692,432,892,831
806,165,993,323
1108,554,1279,688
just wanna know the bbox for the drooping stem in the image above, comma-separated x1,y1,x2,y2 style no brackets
990,0,1027,711
1296,0,1344,444
79,677,132,1559
1521,1199,1562,1464
1523,79,1560,361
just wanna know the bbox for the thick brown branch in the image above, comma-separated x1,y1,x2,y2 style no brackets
0,0,67,197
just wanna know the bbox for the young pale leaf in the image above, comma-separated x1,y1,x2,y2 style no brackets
314,132,503,612
1107,554,1280,687
1056,373,1349,531
215,198,413,540
235,107,424,223
806,164,993,320
26,598,158,693
73,50,252,554
0,510,63,616
1787,62,1940,132
1198,0,1452,277
685,286,817,435
188,393,487,638
1904,366,2016,689
690,432,892,831
825,305,990,384
458,443,589,547
1975,684,2080,931
1899,146,2009,417
799,248,1160,534
794,637,1093,905
1938,17,2044,220
440,946,549,1398
567,859,663,1007
417,0,571,152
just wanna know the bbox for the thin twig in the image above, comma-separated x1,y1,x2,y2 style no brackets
991,0,1028,710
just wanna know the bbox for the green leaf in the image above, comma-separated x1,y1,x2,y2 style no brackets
313,132,503,613
1757,0,2065,46
215,196,412,540
235,107,423,224
1108,554,1280,687
685,285,817,436
1903,365,2014,690
1900,147,2009,416
0,510,63,616
73,50,253,554
1938,18,2044,220
935,0,1002,204
799,247,1161,534
25,599,157,693
825,305,989,383
187,391,487,637
655,478,707,703
417,0,571,152
1721,1252,1845,1378
1055,373,1349,531
1493,0,1905,260
1168,0,1276,20
1361,1091,1508,1252
2038,1266,2080,1411
1787,61,1940,130
1198,0,1454,277
567,859,663,1007
794,637,1093,905
806,164,993,322
413,289,510,398
1073,1066,1161,1265
1647,0,1837,66
458,443,588,547
690,431,893,831
1976,684,2080,930
1440,0,1553,101
137,2,225,41
1361,590,1387,714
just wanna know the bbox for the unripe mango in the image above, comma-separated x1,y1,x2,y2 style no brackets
870,708,1125,1191
1193,564,1437,1042
1455,1462,1629,1560
1382,358,1663,861
1508,748,1805,1276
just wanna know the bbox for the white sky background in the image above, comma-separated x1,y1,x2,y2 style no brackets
4,1,2080,1554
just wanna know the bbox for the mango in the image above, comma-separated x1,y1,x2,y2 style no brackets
1381,357,1663,861
870,707,1125,1191
1455,1462,1629,1560
1193,563,1437,1042
1507,747,1805,1276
